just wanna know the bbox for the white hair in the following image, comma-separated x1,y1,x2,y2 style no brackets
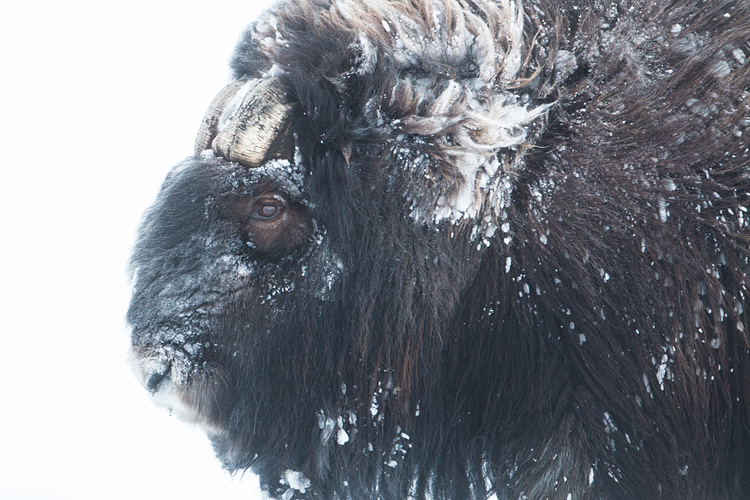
253,0,551,226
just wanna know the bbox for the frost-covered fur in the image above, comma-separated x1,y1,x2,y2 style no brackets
245,0,553,225
128,0,750,499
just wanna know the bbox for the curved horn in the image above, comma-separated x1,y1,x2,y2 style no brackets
194,80,250,155
196,78,296,167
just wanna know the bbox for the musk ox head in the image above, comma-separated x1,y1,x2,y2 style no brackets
128,0,750,498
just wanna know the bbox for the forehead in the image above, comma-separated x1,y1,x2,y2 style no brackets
222,157,307,198
163,154,307,200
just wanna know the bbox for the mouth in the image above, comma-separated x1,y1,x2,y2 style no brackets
128,349,208,427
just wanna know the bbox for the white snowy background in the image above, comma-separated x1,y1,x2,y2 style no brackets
1,1,274,498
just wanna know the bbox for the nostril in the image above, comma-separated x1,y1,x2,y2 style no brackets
146,366,170,393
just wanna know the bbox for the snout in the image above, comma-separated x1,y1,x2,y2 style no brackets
129,352,171,393
128,349,202,425
145,364,170,394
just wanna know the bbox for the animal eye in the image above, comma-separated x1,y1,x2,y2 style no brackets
253,203,281,220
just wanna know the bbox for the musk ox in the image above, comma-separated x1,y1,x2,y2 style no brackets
127,0,750,498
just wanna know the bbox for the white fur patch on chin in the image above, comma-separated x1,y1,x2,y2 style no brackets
150,377,200,423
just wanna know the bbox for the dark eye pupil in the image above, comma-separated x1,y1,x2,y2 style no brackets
258,205,279,218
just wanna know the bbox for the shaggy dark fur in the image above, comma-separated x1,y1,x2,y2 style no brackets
128,0,750,498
